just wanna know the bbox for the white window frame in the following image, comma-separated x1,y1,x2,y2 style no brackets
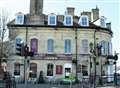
79,15,89,27
100,16,106,27
64,39,72,54
47,38,54,54
64,15,73,26
48,14,57,25
15,14,24,24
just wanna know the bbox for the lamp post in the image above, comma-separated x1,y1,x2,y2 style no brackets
75,27,78,83
89,42,94,87
24,27,28,88
114,53,118,86
93,29,97,88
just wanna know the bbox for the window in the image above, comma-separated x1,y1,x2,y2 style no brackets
29,63,37,78
64,39,71,54
82,65,88,76
48,15,56,25
79,15,89,26
47,39,54,53
14,63,20,76
30,38,38,54
100,16,106,27
108,41,112,55
47,63,54,76
101,41,109,55
64,15,73,26
56,65,62,74
65,68,71,78
81,39,88,54
15,14,24,24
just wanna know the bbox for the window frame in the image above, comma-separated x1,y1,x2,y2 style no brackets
47,63,54,76
100,16,106,27
30,38,38,54
48,14,57,25
79,15,89,26
14,63,20,76
15,14,24,24
29,63,37,78
47,39,54,54
64,39,71,54
80,39,88,54
64,15,73,26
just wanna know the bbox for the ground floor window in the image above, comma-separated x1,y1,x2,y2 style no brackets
65,68,71,78
14,63,20,76
82,65,88,76
47,63,54,76
77,64,88,76
29,63,37,78
56,65,62,74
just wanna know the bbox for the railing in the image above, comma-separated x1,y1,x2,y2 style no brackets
0,77,16,88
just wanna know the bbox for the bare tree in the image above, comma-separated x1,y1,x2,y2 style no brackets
0,9,9,65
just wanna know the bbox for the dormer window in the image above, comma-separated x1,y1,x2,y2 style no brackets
48,14,56,25
64,15,73,26
79,15,89,26
100,16,106,27
15,13,24,24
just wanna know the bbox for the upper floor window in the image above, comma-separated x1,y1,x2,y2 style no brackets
101,41,109,55
64,39,71,54
47,39,54,53
79,15,89,26
48,14,56,25
108,41,112,55
80,39,88,54
15,13,24,24
30,38,38,54
64,15,73,26
100,16,106,27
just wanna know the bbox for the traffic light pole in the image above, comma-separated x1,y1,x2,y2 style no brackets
24,27,28,88
93,29,97,88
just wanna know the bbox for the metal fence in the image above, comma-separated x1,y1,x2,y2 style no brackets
0,77,16,88
10,75,120,88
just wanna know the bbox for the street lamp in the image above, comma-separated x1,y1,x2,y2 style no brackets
89,42,94,87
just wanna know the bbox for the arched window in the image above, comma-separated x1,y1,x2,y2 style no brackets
29,63,37,78
14,63,20,76
47,39,54,53
30,38,38,54
47,63,54,76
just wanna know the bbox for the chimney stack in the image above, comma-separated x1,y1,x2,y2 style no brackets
67,7,75,16
30,0,43,15
92,6,99,21
106,23,111,30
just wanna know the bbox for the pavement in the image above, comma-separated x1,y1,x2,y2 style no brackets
97,86,117,88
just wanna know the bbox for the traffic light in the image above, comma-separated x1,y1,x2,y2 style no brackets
114,54,118,61
16,39,24,56
24,45,29,58
24,45,34,57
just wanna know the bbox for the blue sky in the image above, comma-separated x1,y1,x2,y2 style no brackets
0,0,120,65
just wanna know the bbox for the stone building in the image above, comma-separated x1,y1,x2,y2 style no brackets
7,0,113,82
